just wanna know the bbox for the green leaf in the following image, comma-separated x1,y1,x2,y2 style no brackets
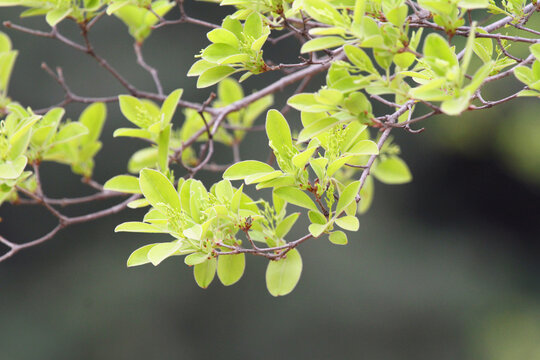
329,231,348,245
104,175,141,194
160,89,183,125
297,117,341,142
187,59,215,77
185,252,209,266
218,78,243,105
335,215,360,231
79,102,106,144
275,212,300,239
530,44,540,62
148,241,182,266
53,122,88,145
336,180,361,214
308,223,327,237
372,157,412,184
217,253,245,286
301,36,346,53
113,128,153,139
197,66,237,88
423,33,458,68
344,45,376,74
348,140,379,155
514,66,534,85
303,0,345,26
45,8,72,27
0,155,26,179
266,109,293,154
202,43,240,63
243,12,263,40
127,198,149,209
139,168,181,213
157,124,170,171
274,187,318,211
194,257,217,289
127,244,159,267
292,138,320,169
207,28,239,48
358,175,374,214
114,221,167,233
223,160,275,180
265,249,302,296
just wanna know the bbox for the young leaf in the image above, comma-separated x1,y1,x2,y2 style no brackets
301,36,346,53
114,222,167,233
139,168,181,213
104,175,141,194
308,223,327,237
266,109,292,154
197,66,237,88
372,157,412,184
217,253,245,286
275,212,300,239
329,231,348,245
223,160,275,180
194,257,217,289
147,241,182,266
335,216,360,231
336,180,361,214
127,244,159,267
160,89,183,125
274,187,318,211
265,249,302,296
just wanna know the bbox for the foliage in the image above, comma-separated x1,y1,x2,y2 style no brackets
0,0,537,295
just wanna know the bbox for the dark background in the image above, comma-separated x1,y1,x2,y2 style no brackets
1,3,540,359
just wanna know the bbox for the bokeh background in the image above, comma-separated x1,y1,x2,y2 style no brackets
1,3,539,359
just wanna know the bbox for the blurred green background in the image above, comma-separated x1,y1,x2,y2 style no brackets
1,3,540,359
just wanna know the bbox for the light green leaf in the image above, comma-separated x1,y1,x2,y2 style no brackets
301,36,346,53
79,102,106,144
243,12,263,39
308,223,327,237
297,117,341,142
274,187,318,211
148,241,182,266
207,28,239,48
348,140,379,155
217,253,245,286
104,175,141,194
372,157,412,184
266,109,292,154
53,122,88,145
275,212,300,239
187,59,215,77
292,138,320,169
329,231,348,245
127,244,159,267
344,45,376,74
45,8,72,27
530,43,540,62
139,168,181,213
114,221,167,233
336,180,361,214
185,252,210,266
223,160,275,180
266,249,302,296
194,257,217,288
113,128,153,139
160,89,183,125
197,66,237,88
335,215,360,231
0,155,26,179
